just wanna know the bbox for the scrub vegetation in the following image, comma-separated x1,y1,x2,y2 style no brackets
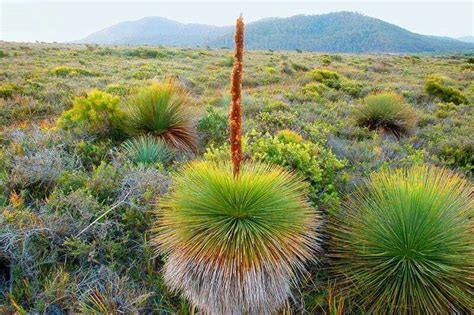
0,36,473,313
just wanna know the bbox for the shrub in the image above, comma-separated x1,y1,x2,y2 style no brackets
291,63,309,71
281,62,294,75
73,139,113,170
57,90,122,137
121,80,196,151
86,162,122,202
0,83,19,99
123,47,172,59
302,82,328,97
121,135,172,165
105,83,129,96
119,166,170,208
218,56,234,67
425,75,467,105
307,69,362,97
46,188,101,220
196,106,228,146
255,110,297,134
341,79,363,98
308,69,342,89
153,161,320,314
50,65,97,77
250,133,345,209
330,165,473,314
263,100,290,112
8,147,77,190
437,136,473,174
354,92,417,138
276,129,304,143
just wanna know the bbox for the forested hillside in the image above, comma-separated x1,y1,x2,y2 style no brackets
79,12,474,53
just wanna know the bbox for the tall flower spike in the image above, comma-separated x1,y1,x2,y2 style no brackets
230,15,244,177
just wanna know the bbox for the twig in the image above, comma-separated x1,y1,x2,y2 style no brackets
76,191,131,237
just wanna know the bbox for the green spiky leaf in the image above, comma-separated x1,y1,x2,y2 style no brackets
330,165,474,314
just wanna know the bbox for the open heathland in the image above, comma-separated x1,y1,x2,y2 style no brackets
0,42,473,313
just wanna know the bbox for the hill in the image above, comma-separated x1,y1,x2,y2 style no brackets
80,16,231,46
79,12,474,53
458,36,474,43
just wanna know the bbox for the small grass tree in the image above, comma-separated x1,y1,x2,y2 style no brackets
354,92,417,138
153,16,321,314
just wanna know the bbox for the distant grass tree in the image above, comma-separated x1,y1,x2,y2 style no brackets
354,92,417,138
121,80,196,151
330,165,474,314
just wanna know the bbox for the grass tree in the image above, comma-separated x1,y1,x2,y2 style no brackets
354,92,417,138
330,165,474,314
152,16,321,314
121,135,172,165
121,79,196,151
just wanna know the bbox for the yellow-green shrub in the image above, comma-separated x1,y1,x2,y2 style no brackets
250,133,345,209
57,90,122,136
308,69,342,89
50,65,98,77
425,75,467,105
302,82,328,97
0,82,19,98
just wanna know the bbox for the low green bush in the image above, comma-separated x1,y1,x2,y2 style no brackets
307,69,362,97
250,132,345,209
437,136,473,174
105,83,129,96
86,161,122,202
308,69,342,89
123,47,173,59
263,100,291,112
0,82,19,98
291,63,309,71
302,82,328,97
425,75,467,104
73,139,114,170
57,90,122,137
196,106,228,147
50,65,98,77
276,129,304,143
341,79,363,97
255,110,297,134
218,56,234,67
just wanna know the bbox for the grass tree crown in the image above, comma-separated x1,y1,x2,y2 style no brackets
121,79,196,151
330,165,474,314
153,161,320,314
354,91,417,138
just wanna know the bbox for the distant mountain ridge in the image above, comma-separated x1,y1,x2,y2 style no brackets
458,36,474,43
78,12,474,53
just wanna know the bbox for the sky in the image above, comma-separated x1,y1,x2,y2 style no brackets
1,0,473,42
